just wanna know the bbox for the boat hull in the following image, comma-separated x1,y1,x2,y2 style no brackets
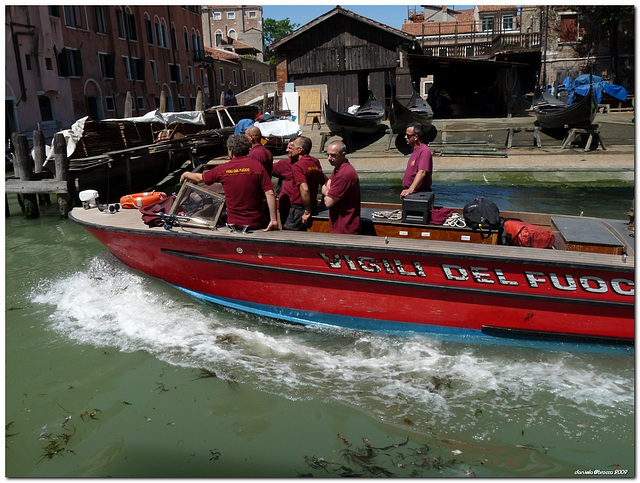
325,91,385,134
390,95,433,133
71,208,634,344
534,88,598,130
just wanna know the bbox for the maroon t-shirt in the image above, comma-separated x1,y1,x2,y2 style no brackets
203,156,274,228
326,160,361,234
272,158,293,199
248,144,274,177
289,155,328,209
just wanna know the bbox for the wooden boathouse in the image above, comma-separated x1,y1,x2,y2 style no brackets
270,6,419,116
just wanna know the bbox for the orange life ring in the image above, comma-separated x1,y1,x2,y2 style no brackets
119,191,167,209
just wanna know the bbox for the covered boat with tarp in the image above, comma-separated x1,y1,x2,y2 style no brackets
533,75,627,130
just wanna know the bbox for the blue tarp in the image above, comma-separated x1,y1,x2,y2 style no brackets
565,74,628,105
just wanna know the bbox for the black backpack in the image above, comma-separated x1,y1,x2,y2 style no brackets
463,197,500,231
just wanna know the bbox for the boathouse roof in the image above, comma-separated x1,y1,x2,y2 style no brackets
270,5,414,49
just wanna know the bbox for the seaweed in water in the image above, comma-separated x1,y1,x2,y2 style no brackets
303,435,463,477
37,426,77,463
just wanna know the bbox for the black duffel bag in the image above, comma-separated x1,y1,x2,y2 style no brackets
463,197,500,231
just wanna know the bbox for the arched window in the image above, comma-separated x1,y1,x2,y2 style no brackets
144,13,154,44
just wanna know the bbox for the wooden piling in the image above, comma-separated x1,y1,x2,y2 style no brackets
32,130,51,205
53,132,72,218
12,133,39,218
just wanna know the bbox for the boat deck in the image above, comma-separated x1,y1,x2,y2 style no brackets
70,204,634,271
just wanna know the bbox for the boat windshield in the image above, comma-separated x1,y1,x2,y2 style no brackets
168,182,225,229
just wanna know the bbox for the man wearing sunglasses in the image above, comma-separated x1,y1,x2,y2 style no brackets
400,122,433,199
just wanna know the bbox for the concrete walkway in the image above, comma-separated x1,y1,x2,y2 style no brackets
297,111,635,185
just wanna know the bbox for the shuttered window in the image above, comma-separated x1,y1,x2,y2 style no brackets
560,14,578,43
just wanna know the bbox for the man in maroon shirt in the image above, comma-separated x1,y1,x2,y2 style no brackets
272,141,294,226
180,134,278,231
322,140,361,234
245,126,273,176
283,136,328,230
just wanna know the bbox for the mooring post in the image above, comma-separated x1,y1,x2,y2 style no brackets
12,132,39,218
32,130,51,205
53,132,72,218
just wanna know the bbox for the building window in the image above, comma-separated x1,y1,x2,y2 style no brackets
482,16,494,32
248,11,257,19
57,48,83,77
99,52,114,78
48,6,60,17
95,7,106,34
190,95,197,110
45,58,53,70
25,54,32,71
154,96,160,109
184,29,190,52
105,96,116,111
252,70,256,85
228,29,237,40
227,12,235,20
242,69,247,86
125,8,137,41
169,63,182,84
150,60,158,82
116,10,126,39
171,24,178,50
160,20,169,48
178,95,186,110
219,68,224,85
502,15,514,31
123,56,132,80
232,70,237,86
213,12,221,20
560,13,579,43
131,58,145,81
64,6,84,28
215,32,222,47
201,68,205,84
38,95,54,122
145,15,154,44
188,66,194,85
136,96,145,110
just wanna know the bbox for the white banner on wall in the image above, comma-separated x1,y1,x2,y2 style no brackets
281,91,299,124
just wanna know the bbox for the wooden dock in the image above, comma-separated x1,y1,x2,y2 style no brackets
6,131,72,218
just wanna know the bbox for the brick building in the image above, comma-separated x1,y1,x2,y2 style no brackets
6,5,208,143
202,5,264,61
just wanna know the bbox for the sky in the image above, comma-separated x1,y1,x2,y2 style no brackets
262,4,474,31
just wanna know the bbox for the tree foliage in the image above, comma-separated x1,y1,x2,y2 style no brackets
263,18,299,65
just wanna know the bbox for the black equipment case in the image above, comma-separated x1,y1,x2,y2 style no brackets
401,192,434,224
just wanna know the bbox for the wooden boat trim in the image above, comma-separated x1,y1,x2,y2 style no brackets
70,208,633,271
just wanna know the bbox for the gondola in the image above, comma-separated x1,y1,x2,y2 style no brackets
533,85,597,130
389,91,433,133
325,91,385,134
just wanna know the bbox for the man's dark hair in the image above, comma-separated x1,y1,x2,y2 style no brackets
226,134,251,157
296,136,312,155
408,121,424,139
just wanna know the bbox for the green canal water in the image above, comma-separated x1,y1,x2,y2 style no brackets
5,183,635,477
